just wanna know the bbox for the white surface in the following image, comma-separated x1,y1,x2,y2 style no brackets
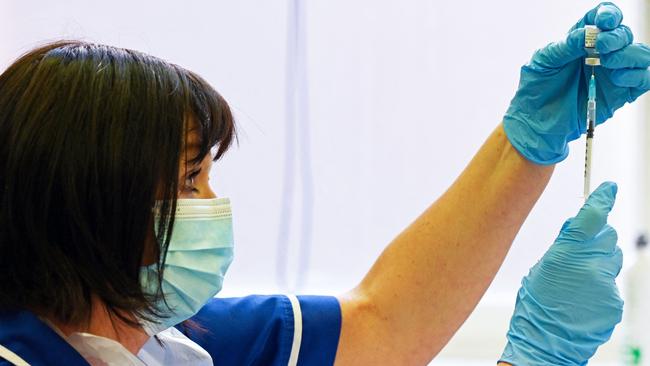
621,248,650,365
0,1,645,363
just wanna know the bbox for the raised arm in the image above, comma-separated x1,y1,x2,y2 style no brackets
336,125,551,364
335,3,647,365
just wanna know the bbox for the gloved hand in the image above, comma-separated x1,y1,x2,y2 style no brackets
504,2,649,164
499,182,623,366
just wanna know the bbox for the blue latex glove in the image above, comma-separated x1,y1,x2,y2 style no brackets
504,3,649,165
499,182,624,366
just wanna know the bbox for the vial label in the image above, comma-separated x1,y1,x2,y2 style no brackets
585,25,599,49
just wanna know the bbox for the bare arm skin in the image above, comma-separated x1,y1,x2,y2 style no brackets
335,124,553,365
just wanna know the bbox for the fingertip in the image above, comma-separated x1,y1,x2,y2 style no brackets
567,28,586,51
595,3,623,30
606,181,619,197
590,181,618,206
533,30,587,69
596,25,633,54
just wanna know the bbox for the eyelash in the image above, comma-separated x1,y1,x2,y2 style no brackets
184,169,201,192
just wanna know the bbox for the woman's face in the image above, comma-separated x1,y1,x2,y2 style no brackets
142,130,217,266
178,130,216,200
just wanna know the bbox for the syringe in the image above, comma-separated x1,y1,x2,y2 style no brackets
583,25,599,201
583,70,596,200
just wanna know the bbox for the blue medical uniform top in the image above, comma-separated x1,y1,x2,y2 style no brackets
0,295,342,366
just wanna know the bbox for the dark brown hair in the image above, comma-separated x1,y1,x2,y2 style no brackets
0,41,235,327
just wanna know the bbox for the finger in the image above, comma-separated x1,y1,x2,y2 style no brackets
602,43,650,68
539,4,626,69
610,68,650,90
571,3,623,31
595,3,624,30
597,245,623,278
597,25,634,54
590,224,619,255
534,28,586,69
560,182,618,242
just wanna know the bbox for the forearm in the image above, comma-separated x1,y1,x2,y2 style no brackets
337,124,553,364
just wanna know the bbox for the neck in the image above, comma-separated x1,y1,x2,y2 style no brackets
47,296,150,355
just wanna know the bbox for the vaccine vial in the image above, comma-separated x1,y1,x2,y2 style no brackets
584,25,600,66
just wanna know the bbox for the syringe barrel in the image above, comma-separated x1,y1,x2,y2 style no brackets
588,100,596,123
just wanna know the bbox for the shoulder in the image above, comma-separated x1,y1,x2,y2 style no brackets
0,310,89,366
179,295,341,366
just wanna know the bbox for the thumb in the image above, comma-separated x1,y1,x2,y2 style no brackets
559,182,618,242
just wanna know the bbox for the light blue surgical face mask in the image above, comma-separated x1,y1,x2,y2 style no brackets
140,197,234,336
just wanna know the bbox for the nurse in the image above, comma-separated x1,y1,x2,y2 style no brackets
0,2,644,365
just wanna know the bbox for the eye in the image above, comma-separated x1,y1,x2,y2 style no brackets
183,168,202,192
184,176,196,188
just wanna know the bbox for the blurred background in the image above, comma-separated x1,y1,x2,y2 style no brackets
1,0,647,364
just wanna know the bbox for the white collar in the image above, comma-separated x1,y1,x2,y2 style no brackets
43,320,213,366
138,327,213,366
66,332,146,366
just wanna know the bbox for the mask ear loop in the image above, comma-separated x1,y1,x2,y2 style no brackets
184,117,189,191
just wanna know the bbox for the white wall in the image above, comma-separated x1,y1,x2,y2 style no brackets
1,0,644,363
